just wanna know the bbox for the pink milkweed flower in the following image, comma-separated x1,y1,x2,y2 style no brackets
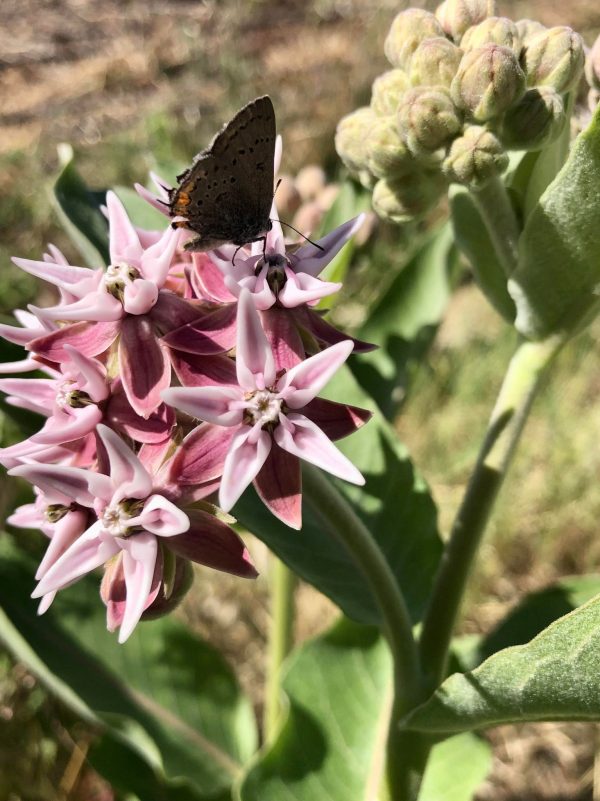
162,290,371,529
10,424,256,642
0,309,57,374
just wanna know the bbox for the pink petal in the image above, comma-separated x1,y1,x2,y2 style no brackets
28,321,120,361
119,316,171,418
96,424,152,499
7,502,44,530
138,439,175,476
118,533,158,642
168,424,234,486
292,215,364,277
162,385,243,426
170,352,237,388
254,442,302,529
277,340,354,408
63,345,109,402
11,257,100,296
236,290,275,391
220,425,272,511
274,413,365,485
161,304,237,355
123,279,159,316
134,181,171,215
141,225,180,287
168,509,258,578
301,398,371,440
130,494,190,537
0,378,57,412
30,292,123,323
105,381,175,444
0,357,41,374
9,463,113,507
101,547,163,632
36,508,89,580
107,191,142,265
261,308,305,372
190,254,235,303
32,522,119,598
302,308,376,353
148,292,203,334
0,322,43,347
278,269,342,308
31,405,103,446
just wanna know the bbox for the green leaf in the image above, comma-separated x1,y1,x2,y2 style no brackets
509,102,600,340
419,733,491,801
403,589,600,735
234,366,442,627
449,189,516,323
351,224,462,418
239,618,391,801
52,144,109,267
0,538,257,799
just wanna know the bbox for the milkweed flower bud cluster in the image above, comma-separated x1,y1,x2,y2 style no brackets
2,149,372,642
336,0,585,218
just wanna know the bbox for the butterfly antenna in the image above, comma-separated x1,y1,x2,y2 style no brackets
272,219,324,251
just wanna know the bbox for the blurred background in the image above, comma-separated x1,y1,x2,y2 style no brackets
2,1,600,799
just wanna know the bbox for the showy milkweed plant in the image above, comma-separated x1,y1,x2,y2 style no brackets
3,1,600,798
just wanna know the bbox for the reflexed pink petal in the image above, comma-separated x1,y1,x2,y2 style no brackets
141,226,180,286
30,291,123,323
261,308,305,372
11,257,100,296
220,425,272,511
9,463,113,507
236,290,275,390
168,510,258,578
123,279,159,315
7,502,43,530
118,533,158,642
29,321,120,361
190,254,235,303
292,215,364,277
96,424,152,499
130,494,189,537
106,381,174,444
302,398,371,440
161,304,236,355
102,547,163,632
36,509,89,580
168,424,234,486
171,352,237,388
32,522,119,598
31,405,103,446
0,322,43,347
0,378,57,412
162,385,243,426
148,292,203,334
0,442,76,471
38,593,56,615
134,181,171,215
62,345,108,402
138,438,175,476
119,316,171,418
277,340,353,408
274,413,365,485
254,442,302,529
107,191,142,265
302,308,375,353
278,270,341,308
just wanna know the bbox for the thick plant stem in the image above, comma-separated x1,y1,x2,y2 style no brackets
263,556,296,741
418,336,563,695
302,465,422,798
471,175,521,277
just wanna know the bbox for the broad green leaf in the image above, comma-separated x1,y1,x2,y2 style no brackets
234,366,442,627
115,185,170,231
449,189,516,323
403,590,600,735
509,102,600,340
351,224,462,418
239,618,391,801
0,538,257,799
53,144,109,267
419,733,491,801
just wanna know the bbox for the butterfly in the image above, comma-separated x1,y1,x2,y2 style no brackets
169,95,276,253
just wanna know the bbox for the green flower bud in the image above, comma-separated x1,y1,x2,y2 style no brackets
523,26,585,92
397,87,462,159
366,116,415,179
515,19,546,47
371,69,411,116
585,35,600,92
451,44,526,121
461,16,521,57
384,9,445,69
435,0,497,42
409,37,462,89
443,125,508,186
372,173,444,223
335,107,376,174
500,87,565,151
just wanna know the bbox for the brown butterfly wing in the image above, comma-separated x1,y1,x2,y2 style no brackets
169,96,276,251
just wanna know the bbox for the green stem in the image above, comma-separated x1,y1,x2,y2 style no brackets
263,556,296,741
471,175,521,277
418,336,563,694
302,465,421,799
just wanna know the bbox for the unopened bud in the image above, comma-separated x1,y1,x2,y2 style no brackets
292,201,323,236
371,69,411,116
589,88,600,114
435,0,497,42
398,87,462,158
372,173,445,223
409,37,462,88
443,125,508,186
523,26,585,92
461,17,521,57
500,87,565,151
335,107,376,174
366,116,414,179
295,165,326,201
451,44,526,121
275,175,302,219
515,19,546,47
384,9,444,69
585,35,600,91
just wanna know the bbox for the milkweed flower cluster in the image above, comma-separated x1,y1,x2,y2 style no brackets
1,172,371,642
